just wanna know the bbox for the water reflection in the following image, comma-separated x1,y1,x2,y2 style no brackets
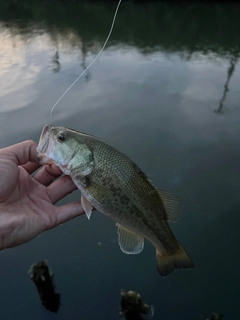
216,56,237,114
52,50,60,73
0,0,239,117
1,1,240,57
80,47,91,82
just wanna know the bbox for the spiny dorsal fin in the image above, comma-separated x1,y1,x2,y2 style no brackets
117,224,144,254
158,190,181,223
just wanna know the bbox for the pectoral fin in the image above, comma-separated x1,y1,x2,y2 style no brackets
81,194,93,220
158,190,181,223
117,224,144,254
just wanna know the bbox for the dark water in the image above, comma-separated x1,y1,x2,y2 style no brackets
0,1,240,319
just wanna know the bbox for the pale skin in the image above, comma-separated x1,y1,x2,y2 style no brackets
0,140,85,250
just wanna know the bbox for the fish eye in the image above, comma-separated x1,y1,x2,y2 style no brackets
57,133,65,142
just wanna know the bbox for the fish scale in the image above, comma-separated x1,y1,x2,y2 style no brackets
91,140,163,217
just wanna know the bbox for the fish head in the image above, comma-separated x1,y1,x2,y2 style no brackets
36,124,93,175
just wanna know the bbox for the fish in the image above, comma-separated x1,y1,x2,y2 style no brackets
36,124,194,276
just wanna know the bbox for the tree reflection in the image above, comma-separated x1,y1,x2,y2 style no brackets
1,0,240,107
1,0,240,57
215,56,237,114
52,50,60,73
80,42,91,82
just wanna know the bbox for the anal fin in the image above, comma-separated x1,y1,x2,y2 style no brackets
81,194,93,220
117,224,144,254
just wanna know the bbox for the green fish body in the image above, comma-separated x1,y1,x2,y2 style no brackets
37,124,193,276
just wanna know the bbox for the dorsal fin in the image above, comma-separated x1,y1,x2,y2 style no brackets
158,190,181,223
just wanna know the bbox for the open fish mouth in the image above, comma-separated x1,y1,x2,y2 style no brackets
36,124,54,165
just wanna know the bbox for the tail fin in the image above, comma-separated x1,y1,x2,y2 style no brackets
156,245,194,277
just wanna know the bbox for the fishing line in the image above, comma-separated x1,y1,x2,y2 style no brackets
50,0,122,121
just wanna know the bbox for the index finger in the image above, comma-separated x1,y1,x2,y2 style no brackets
0,140,37,165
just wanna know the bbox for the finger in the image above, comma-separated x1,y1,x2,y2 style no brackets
33,164,63,186
54,201,86,226
1,140,37,165
22,162,40,174
47,175,78,204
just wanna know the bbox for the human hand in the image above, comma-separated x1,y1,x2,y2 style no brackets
0,140,84,250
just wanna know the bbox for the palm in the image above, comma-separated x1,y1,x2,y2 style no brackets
0,140,84,250
2,166,58,246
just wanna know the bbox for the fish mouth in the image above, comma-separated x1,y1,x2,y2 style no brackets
36,124,54,165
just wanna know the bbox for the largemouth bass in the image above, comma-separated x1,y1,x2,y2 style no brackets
36,124,194,276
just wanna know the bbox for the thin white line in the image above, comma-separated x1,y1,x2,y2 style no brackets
50,0,122,120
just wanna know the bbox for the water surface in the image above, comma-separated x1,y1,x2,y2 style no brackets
0,1,240,319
